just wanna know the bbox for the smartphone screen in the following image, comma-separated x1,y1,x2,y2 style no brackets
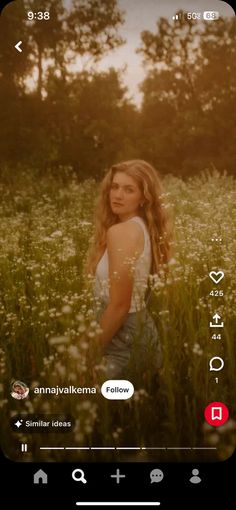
0,0,235,506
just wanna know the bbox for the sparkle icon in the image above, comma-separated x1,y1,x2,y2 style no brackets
15,419,23,428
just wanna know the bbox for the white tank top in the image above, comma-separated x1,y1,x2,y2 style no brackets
94,216,152,313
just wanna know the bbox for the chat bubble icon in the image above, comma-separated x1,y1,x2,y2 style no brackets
209,357,224,372
150,469,164,483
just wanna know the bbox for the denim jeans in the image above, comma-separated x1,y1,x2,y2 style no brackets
96,301,163,385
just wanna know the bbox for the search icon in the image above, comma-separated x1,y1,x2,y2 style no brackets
72,469,87,484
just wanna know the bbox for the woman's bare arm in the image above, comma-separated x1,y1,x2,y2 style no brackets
98,221,144,348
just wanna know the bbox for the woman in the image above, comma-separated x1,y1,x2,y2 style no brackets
85,160,171,387
11,380,29,400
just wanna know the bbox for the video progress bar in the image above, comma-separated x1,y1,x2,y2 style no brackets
76,503,160,507
40,446,217,451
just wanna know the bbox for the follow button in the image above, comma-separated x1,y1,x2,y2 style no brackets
101,380,134,400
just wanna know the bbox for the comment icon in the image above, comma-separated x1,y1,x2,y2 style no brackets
150,469,164,483
209,357,224,372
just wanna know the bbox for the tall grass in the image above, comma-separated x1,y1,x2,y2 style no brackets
0,168,235,462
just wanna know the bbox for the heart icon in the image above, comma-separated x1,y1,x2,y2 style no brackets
209,271,224,284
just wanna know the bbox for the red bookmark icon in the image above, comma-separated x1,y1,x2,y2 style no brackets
204,402,229,426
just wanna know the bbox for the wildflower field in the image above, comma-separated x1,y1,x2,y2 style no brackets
0,168,235,462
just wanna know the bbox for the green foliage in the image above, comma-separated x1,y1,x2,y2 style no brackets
0,4,235,178
138,14,236,176
66,0,125,59
0,170,235,461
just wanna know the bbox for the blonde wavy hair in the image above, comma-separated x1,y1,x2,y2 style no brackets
85,159,172,276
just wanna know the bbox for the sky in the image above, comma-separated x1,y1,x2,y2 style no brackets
88,0,235,106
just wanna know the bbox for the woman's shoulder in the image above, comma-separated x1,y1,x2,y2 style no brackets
107,220,143,240
106,220,145,257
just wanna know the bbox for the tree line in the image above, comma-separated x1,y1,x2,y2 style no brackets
0,0,235,180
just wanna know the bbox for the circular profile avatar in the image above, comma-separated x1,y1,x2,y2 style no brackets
11,380,29,400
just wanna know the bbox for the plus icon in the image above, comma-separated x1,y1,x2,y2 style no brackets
110,468,126,484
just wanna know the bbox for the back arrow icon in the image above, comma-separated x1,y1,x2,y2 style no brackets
15,41,22,53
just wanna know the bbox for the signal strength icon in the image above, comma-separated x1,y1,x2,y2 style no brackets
172,14,179,20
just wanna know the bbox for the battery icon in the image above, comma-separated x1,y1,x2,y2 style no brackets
203,11,219,20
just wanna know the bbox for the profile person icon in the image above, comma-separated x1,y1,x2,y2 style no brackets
11,381,29,400
189,469,201,484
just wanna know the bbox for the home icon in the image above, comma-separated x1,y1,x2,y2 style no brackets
33,469,48,484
